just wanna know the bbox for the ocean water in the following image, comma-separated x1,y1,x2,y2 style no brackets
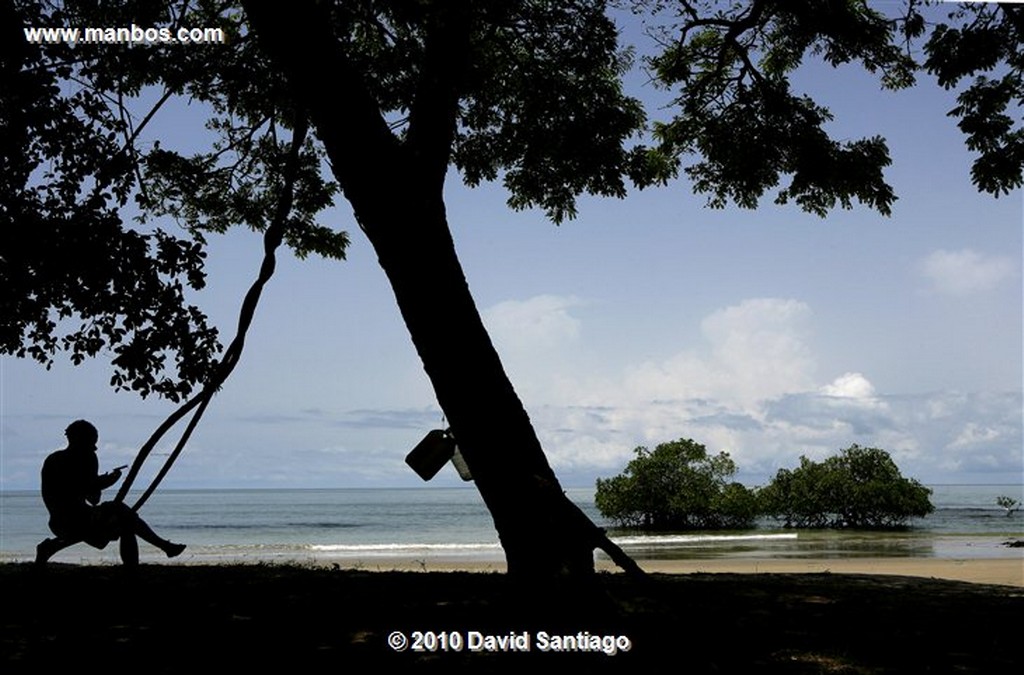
1,485,1021,566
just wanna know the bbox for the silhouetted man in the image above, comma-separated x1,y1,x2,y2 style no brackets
36,420,186,566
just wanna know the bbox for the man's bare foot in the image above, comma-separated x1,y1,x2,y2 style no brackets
164,542,186,558
35,538,60,565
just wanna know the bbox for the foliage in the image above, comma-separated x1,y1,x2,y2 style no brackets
1,1,216,400
759,445,934,529
2,0,346,400
641,0,1023,213
995,495,1020,516
449,2,654,222
595,438,758,530
644,0,916,216
921,1,1023,196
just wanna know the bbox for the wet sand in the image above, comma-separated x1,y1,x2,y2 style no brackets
314,555,1024,587
623,556,1024,587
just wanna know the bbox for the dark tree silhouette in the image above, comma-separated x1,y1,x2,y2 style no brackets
238,0,650,577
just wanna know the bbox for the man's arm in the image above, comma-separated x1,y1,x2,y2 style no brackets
93,467,121,499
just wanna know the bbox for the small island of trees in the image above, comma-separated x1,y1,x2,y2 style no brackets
595,439,759,530
595,440,934,531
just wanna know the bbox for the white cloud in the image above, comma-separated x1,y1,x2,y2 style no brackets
820,372,876,399
949,422,1002,450
483,295,582,352
816,372,888,413
531,298,821,472
539,388,1022,484
621,298,815,408
482,295,586,402
920,249,1015,296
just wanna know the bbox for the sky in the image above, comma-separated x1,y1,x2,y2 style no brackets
2,4,1022,491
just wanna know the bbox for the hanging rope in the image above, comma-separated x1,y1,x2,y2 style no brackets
115,117,309,510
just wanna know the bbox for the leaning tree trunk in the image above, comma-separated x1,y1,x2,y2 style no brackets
243,1,637,578
357,184,596,576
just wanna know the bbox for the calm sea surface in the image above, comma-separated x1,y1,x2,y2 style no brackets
1,485,1021,565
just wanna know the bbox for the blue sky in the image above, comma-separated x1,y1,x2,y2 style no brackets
2,5,1021,491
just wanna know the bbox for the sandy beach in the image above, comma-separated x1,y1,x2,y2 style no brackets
310,555,1024,587
609,556,1024,586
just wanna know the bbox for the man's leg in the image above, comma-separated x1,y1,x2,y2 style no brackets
131,513,186,557
119,531,139,566
103,503,185,558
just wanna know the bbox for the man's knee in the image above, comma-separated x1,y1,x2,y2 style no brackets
96,500,133,519
91,501,136,540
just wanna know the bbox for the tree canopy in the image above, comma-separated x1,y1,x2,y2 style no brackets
643,0,1022,210
2,0,345,400
759,444,935,529
595,438,758,529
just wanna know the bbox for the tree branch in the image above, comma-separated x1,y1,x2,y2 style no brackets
405,1,473,194
241,0,402,223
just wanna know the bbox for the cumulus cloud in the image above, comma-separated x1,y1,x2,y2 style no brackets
481,294,587,402
483,294,582,351
621,298,815,408
524,298,821,472
920,249,1015,296
820,372,876,399
815,373,889,417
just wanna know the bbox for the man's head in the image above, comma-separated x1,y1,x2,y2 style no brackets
65,420,99,449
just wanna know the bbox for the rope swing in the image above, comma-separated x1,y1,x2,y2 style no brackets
114,118,309,511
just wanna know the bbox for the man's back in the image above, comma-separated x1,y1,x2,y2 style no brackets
41,447,99,534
